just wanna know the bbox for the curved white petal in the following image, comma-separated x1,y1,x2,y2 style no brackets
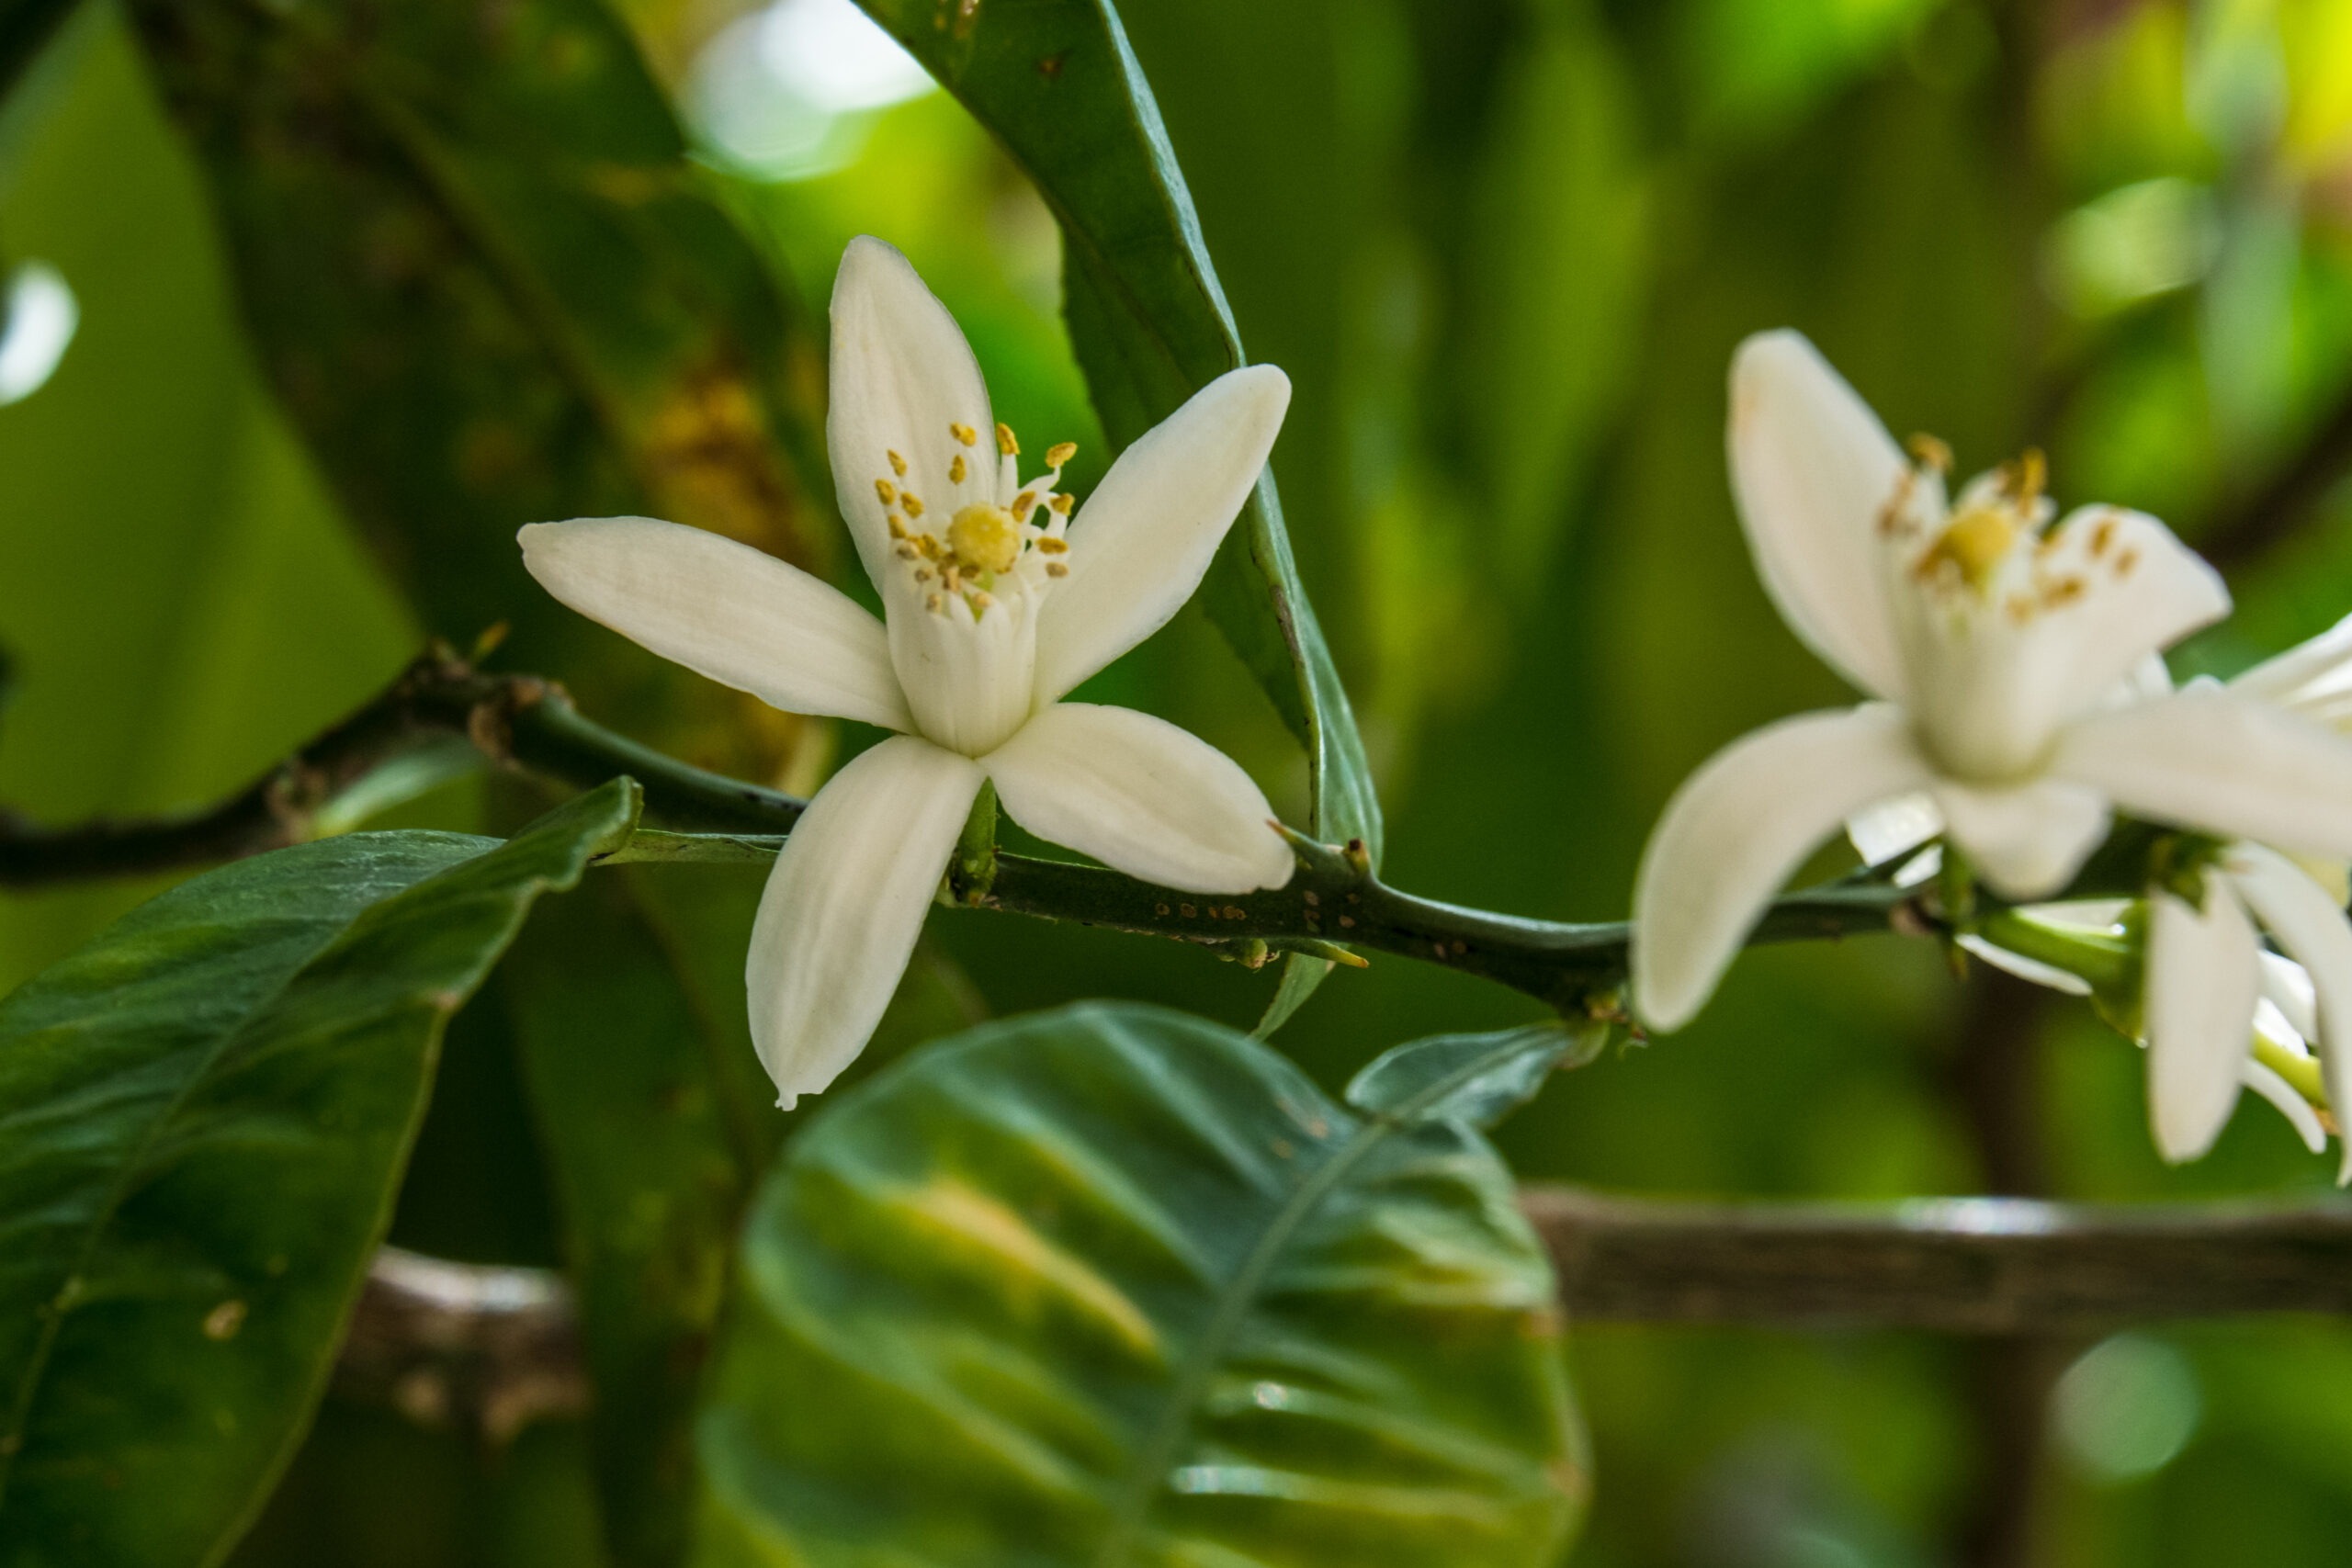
1631,704,1935,1032
2224,842,2352,1180
2054,687,2352,860
745,737,984,1109
1031,366,1292,704
982,703,1293,894
1929,777,2110,900
828,237,997,596
518,518,910,730
887,577,1038,757
1957,933,2094,996
1726,331,1913,701
1849,791,1942,867
2232,610,2352,714
2144,883,2261,1163
2242,1058,2329,1154
2259,949,2319,1043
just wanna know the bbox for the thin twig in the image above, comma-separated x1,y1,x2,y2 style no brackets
343,1190,2352,1438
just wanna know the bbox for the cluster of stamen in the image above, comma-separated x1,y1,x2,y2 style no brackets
1877,436,2136,625
873,421,1080,619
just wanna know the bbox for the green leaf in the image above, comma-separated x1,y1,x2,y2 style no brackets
117,0,830,784
0,779,639,1566
850,0,1384,1021
696,1001,1586,1567
1344,1024,1606,1132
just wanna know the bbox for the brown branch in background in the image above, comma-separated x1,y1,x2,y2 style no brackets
2199,381,2352,573
358,1190,2352,1440
334,1247,587,1444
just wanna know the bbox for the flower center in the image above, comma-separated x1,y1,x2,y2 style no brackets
871,421,1078,619
1908,446,2045,593
948,503,1021,575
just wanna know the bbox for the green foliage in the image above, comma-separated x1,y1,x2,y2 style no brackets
696,1002,1585,1567
1345,1023,1608,1130
0,780,639,1567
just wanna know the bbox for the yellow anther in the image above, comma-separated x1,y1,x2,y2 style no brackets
1012,490,1036,521
1046,442,1077,468
1917,506,2018,592
888,449,908,477
915,568,933,582
902,493,925,518
969,590,995,612
2090,516,2117,557
915,534,939,558
875,478,897,505
949,454,967,484
1048,493,1073,515
1906,433,1953,473
2011,447,2048,506
888,515,908,539
1046,560,1069,578
926,592,944,613
894,541,919,559
2116,548,2139,578
1035,536,1069,554
950,422,978,446
948,503,1023,575
996,422,1019,456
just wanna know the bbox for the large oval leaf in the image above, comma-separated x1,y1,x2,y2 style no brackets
0,780,637,1566
696,1001,1585,1567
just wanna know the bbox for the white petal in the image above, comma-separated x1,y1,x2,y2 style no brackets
1726,330,1913,701
2054,687,2352,860
1031,366,1292,704
2144,883,2261,1163
982,703,1293,893
1631,704,1935,1032
2241,1058,2329,1153
1849,791,1942,867
1930,776,2111,899
827,237,997,596
1958,933,2093,996
2223,842,2352,1180
745,736,984,1108
518,518,910,730
1894,509,2225,780
887,579,1038,757
2231,609,2352,715
2259,949,2319,1043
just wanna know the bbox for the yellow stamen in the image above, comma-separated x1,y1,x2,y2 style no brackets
1046,560,1069,578
1906,433,1953,473
948,503,1022,575
1012,491,1036,521
1917,506,2017,592
1048,493,1073,515
888,515,908,539
2012,447,2047,507
1046,441,1077,468
950,422,978,446
888,450,908,477
996,423,1019,456
902,493,925,518
950,454,967,484
1035,536,1069,555
875,478,897,505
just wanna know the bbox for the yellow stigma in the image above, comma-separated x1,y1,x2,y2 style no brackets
1920,506,2018,592
948,503,1022,575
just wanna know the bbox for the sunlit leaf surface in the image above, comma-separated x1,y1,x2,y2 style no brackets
697,1001,1584,1567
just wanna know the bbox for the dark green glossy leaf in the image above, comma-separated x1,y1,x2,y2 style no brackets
851,0,1383,1021
1344,1024,1605,1132
0,780,638,1567
696,1001,1585,1567
118,0,829,783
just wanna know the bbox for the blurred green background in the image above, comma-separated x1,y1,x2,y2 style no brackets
5,0,2352,1562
